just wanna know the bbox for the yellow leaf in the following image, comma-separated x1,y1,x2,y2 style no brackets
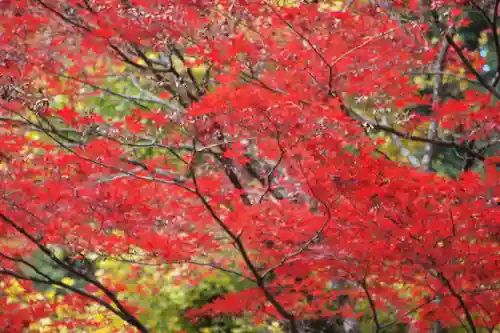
56,305,65,319
25,131,41,141
45,289,56,300
112,229,125,237
479,32,489,46
93,313,105,323
459,80,468,91
413,76,425,89
146,51,159,59
6,296,18,303
112,316,125,329
6,281,25,295
61,277,75,286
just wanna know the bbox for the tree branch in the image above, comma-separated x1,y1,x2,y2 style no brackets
0,213,149,333
422,38,449,172
430,11,500,99
190,164,300,333
360,280,382,333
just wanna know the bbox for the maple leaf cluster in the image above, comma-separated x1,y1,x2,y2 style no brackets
0,0,499,332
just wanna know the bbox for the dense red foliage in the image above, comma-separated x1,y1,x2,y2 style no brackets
0,0,499,332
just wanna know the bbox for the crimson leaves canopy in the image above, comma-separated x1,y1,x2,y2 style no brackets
0,0,499,332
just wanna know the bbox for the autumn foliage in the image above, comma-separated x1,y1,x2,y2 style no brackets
0,0,499,332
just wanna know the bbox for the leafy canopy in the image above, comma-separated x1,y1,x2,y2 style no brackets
0,0,499,332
